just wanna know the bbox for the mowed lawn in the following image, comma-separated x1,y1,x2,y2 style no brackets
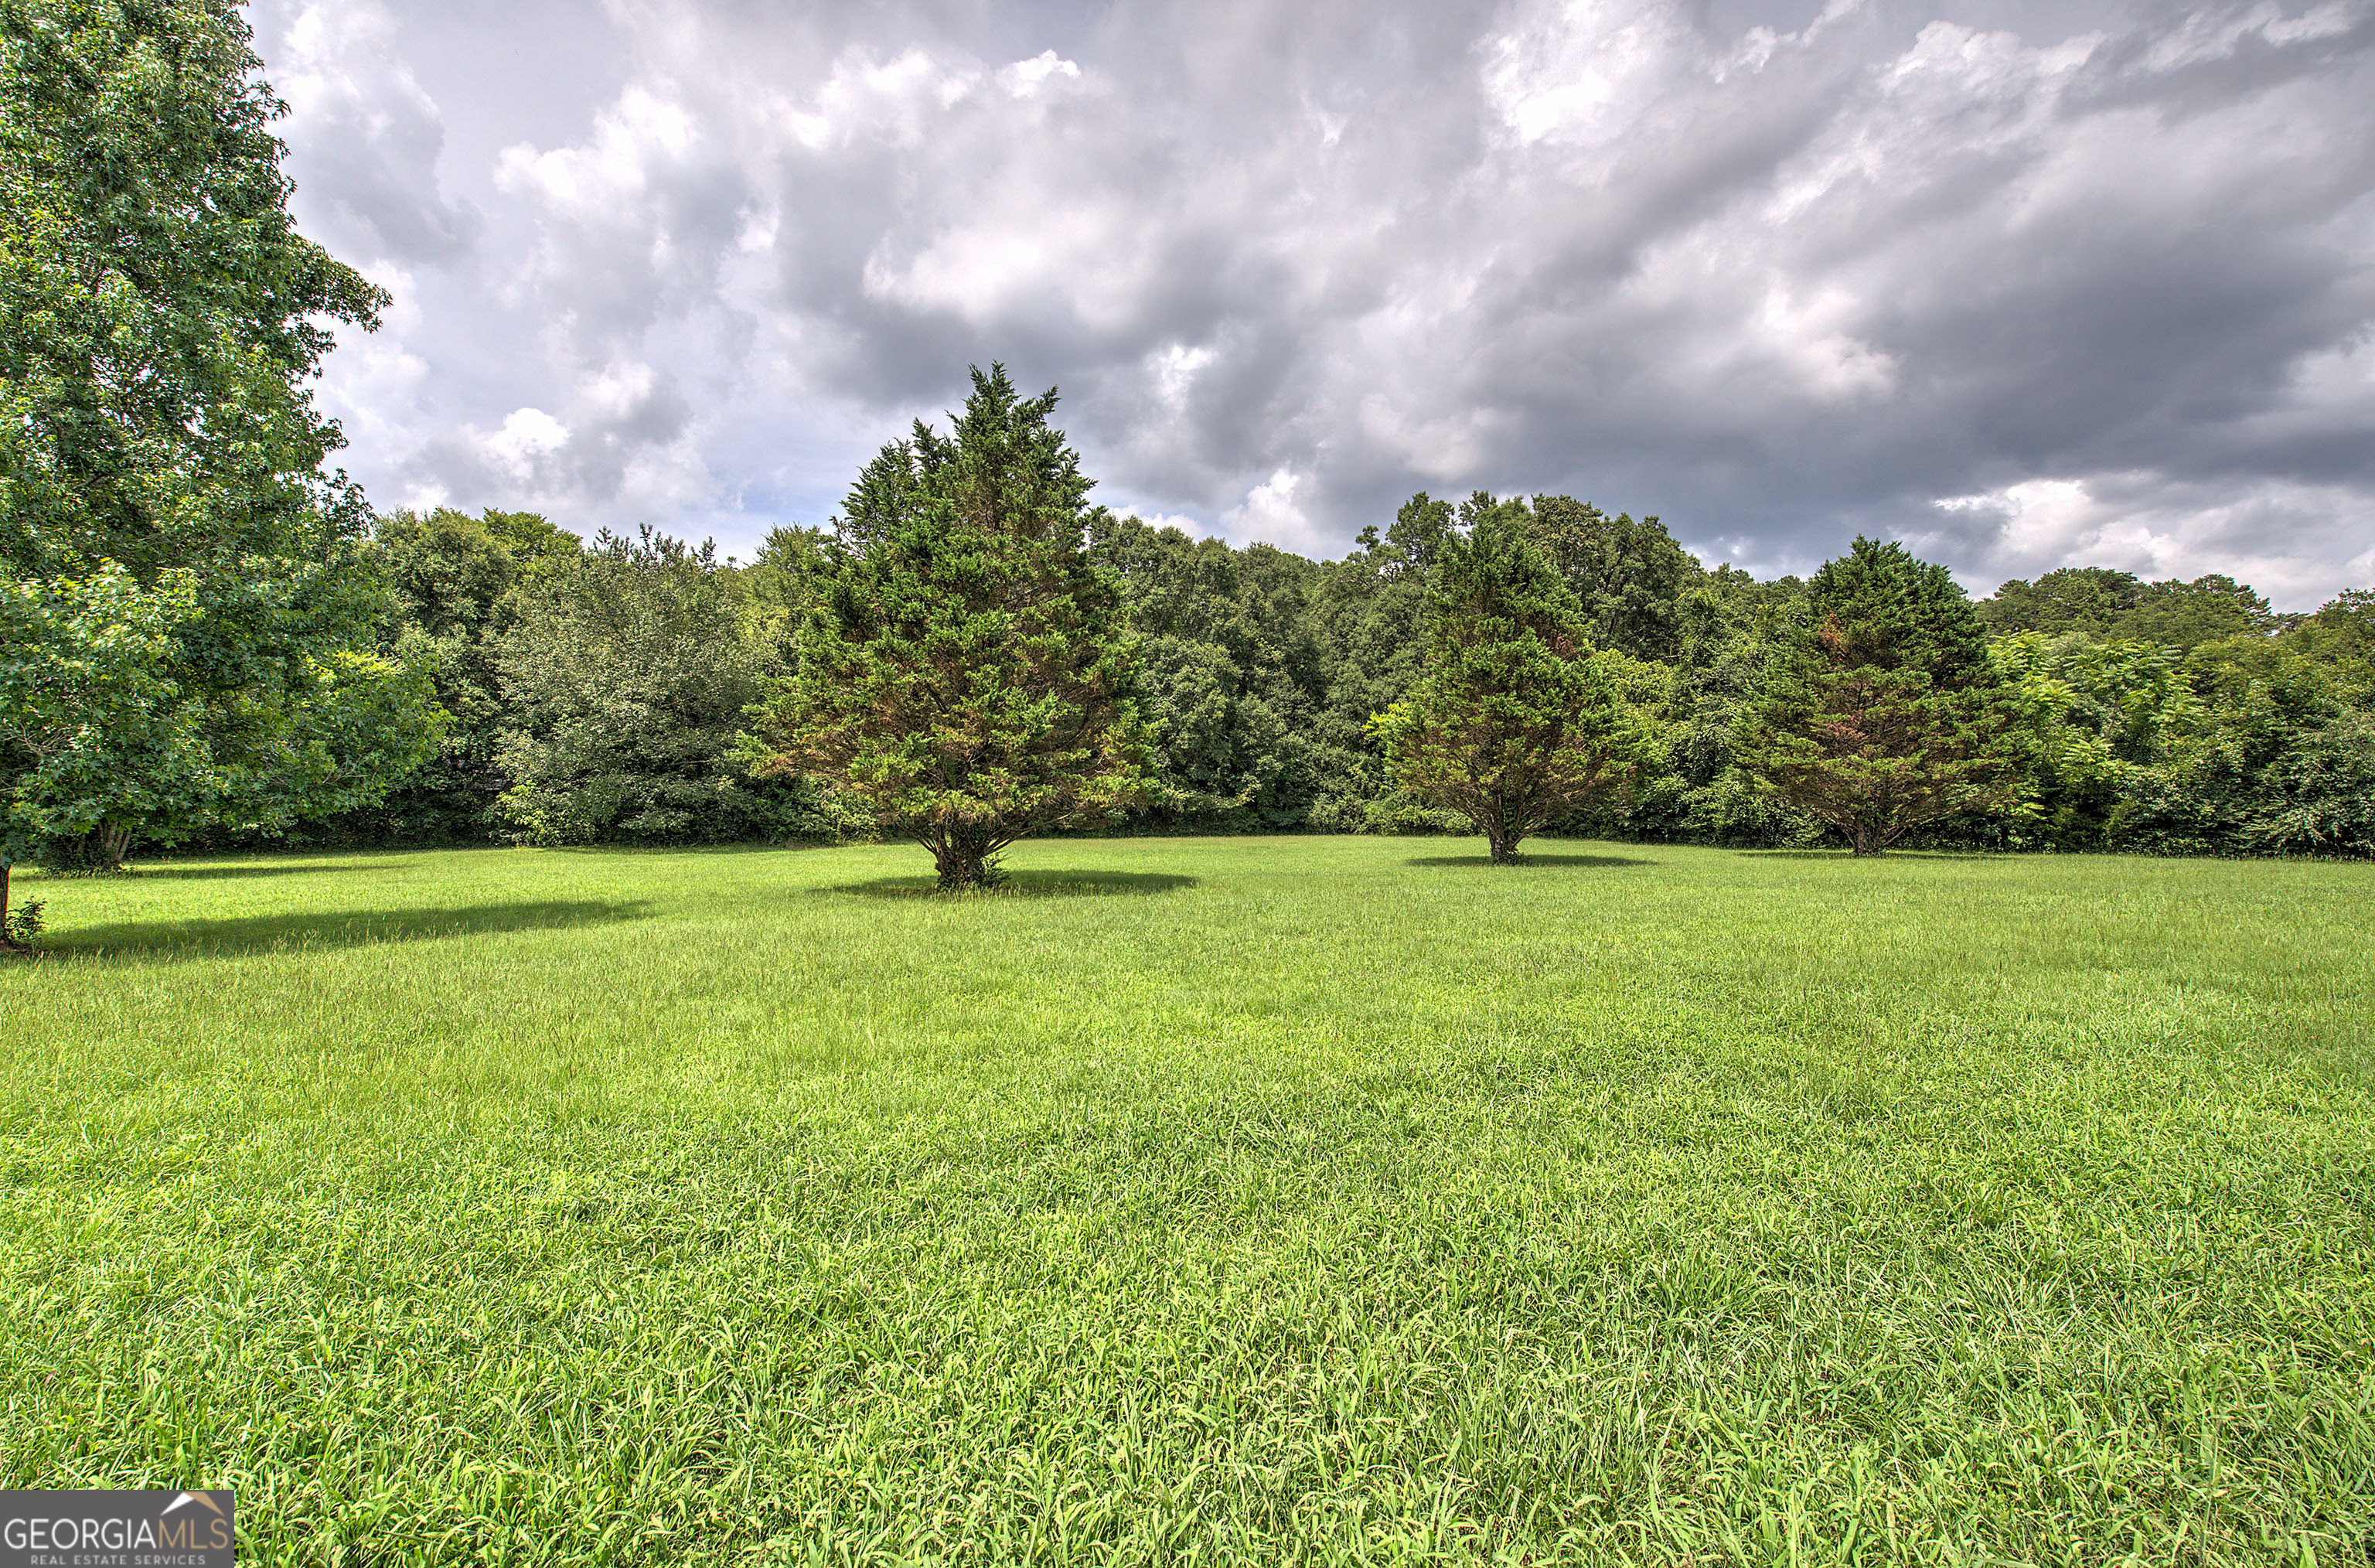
2,837,2370,1566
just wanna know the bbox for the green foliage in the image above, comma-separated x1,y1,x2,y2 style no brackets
1740,537,2015,855
328,506,581,843
1143,489,1721,842
2288,587,2375,664
0,888,37,948
7,838,2375,1559
1301,506,1447,828
2125,573,2280,649
1985,632,2197,849
1091,514,1334,826
740,523,830,622
1081,499,2370,861
0,561,199,864
1982,622,2375,857
1981,568,2281,651
0,0,439,866
1978,566,2145,636
1136,632,1293,816
1372,507,1648,860
494,527,835,847
1561,570,1825,848
1523,495,1703,661
2123,635,2375,855
748,366,1152,886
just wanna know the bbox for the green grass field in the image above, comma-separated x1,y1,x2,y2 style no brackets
2,836,2370,1565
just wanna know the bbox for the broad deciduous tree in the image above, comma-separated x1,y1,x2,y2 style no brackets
0,563,191,943
0,0,438,905
1978,567,2146,638
1524,495,1703,662
745,366,1150,887
494,527,835,846
343,507,577,843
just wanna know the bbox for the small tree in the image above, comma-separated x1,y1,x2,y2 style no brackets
1738,537,2014,855
745,366,1150,887
1370,508,1647,862
0,564,192,948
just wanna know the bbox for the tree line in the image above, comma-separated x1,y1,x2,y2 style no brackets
5,0,2370,936
239,373,2372,878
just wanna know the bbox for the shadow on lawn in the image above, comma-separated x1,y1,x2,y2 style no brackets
1738,849,2000,861
48,900,646,957
1406,852,1651,868
124,861,389,881
829,870,1199,899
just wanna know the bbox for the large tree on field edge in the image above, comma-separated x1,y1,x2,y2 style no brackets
1738,537,2015,855
745,366,1151,888
0,0,441,944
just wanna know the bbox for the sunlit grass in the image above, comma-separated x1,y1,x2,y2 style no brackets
3,836,2370,1563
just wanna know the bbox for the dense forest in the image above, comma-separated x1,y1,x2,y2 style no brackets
224,487,2371,862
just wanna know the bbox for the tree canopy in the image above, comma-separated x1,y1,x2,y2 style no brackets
496,527,836,847
745,366,1151,886
1738,537,2016,855
1978,568,2281,650
1372,504,1647,861
0,0,437,902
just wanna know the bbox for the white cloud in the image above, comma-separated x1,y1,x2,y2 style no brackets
785,49,981,152
1930,472,2375,608
998,50,1082,97
1221,467,1327,554
1358,394,1501,479
480,407,571,482
1482,0,1700,153
1113,508,1211,537
271,0,478,265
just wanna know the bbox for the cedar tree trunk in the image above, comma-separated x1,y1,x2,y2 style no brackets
928,826,1008,889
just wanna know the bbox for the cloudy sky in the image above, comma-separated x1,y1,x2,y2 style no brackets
252,0,2375,605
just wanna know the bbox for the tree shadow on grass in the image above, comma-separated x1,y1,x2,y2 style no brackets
1737,850,2002,861
534,842,823,857
120,861,390,881
827,870,1200,900
1406,853,1651,868
44,900,646,958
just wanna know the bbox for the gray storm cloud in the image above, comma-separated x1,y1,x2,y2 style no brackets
254,0,2375,605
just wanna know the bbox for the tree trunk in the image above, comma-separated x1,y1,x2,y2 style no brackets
1,862,18,953
931,827,1007,888
1484,821,1521,864
934,842,988,888
43,825,133,874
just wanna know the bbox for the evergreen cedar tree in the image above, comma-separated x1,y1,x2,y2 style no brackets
747,366,1152,888
0,0,438,942
1369,508,1649,862
1739,537,2016,856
